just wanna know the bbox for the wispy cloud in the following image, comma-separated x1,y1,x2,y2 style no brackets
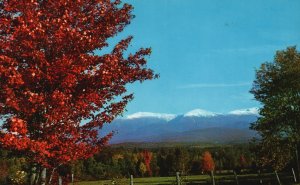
177,82,252,89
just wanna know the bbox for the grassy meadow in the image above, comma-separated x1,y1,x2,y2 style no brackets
73,172,297,185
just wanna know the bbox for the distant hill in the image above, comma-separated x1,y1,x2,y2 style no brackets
152,127,257,143
100,108,259,144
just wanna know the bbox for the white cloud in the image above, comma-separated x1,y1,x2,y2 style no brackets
228,107,259,115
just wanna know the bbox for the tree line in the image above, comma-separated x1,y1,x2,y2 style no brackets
1,144,296,184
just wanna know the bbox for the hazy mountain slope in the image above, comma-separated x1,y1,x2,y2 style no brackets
100,108,259,144
151,127,257,143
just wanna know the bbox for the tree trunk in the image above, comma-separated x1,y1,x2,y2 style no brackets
71,173,74,185
41,168,47,185
30,166,37,185
274,170,282,185
34,169,40,185
211,171,215,185
58,176,62,185
30,173,36,185
48,168,56,184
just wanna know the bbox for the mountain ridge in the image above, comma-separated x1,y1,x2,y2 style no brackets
121,107,259,121
100,108,259,144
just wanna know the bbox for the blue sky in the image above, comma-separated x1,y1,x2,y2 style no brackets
99,0,300,115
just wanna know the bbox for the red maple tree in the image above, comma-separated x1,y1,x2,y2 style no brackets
239,154,247,169
202,151,215,172
0,0,156,172
142,150,153,176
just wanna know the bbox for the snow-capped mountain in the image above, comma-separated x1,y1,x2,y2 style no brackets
100,108,259,144
184,109,218,117
125,112,176,121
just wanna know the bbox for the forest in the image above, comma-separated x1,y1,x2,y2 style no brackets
0,143,298,184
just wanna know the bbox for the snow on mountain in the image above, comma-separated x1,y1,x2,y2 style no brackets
228,107,259,115
125,112,177,121
122,107,258,122
184,109,218,117
102,108,259,144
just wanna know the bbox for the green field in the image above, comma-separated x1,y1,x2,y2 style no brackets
73,172,296,185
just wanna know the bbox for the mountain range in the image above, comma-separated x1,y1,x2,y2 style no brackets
99,108,259,144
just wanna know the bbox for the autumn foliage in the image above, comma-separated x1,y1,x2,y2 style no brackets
239,154,247,168
141,150,153,176
0,0,156,169
202,151,215,172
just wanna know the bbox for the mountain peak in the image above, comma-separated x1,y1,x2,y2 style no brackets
228,107,259,115
184,109,217,117
125,112,176,121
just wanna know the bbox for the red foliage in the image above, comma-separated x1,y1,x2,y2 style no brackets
202,151,215,172
239,154,247,168
142,150,153,176
0,0,156,169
